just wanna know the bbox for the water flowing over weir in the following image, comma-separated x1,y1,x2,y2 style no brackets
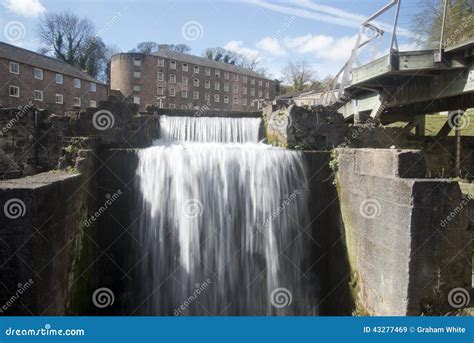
134,116,318,315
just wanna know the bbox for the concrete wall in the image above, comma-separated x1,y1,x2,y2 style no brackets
346,126,474,179
335,148,473,315
0,156,97,315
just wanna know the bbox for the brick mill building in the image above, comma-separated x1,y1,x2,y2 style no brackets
0,42,108,114
110,50,275,112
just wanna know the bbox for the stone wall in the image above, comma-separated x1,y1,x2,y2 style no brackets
0,152,97,315
335,148,473,315
0,100,157,179
263,104,346,149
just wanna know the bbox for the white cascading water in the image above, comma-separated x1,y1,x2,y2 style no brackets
135,115,317,315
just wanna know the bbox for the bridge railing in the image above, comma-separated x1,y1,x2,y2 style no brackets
319,0,401,108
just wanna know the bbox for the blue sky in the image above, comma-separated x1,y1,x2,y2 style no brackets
0,0,421,80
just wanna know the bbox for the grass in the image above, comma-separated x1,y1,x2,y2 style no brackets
458,181,474,197
386,110,474,136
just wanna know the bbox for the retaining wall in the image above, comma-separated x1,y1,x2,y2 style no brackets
0,157,97,315
335,148,473,315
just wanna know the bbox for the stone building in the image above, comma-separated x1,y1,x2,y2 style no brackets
110,50,275,112
0,42,108,114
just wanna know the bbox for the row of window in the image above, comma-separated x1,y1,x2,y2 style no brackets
133,91,259,106
153,73,268,92
132,58,270,87
8,85,97,107
155,86,270,99
9,61,98,92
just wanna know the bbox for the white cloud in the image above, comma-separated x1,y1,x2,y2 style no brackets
224,40,262,62
2,0,46,18
256,37,285,56
244,0,412,38
283,34,357,62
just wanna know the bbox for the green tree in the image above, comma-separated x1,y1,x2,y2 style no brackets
412,0,474,48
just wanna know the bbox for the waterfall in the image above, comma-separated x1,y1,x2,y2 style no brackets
158,115,262,143
135,115,317,315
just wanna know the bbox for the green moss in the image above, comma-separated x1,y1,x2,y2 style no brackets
332,169,371,316
65,159,97,315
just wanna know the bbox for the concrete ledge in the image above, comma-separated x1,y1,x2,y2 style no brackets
343,148,426,179
336,148,473,315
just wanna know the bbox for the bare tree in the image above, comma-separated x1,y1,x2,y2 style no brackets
37,11,112,79
281,60,317,92
37,11,95,65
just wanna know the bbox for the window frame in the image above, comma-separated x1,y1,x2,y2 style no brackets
9,85,20,97
34,68,43,80
9,62,19,74
55,73,64,84
55,93,64,104
74,97,81,107
34,90,43,101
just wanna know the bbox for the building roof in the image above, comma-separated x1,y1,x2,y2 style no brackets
148,50,272,81
0,41,104,84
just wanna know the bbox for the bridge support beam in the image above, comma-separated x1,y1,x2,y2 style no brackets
415,115,425,137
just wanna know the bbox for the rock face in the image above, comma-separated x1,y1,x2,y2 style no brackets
263,104,346,149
